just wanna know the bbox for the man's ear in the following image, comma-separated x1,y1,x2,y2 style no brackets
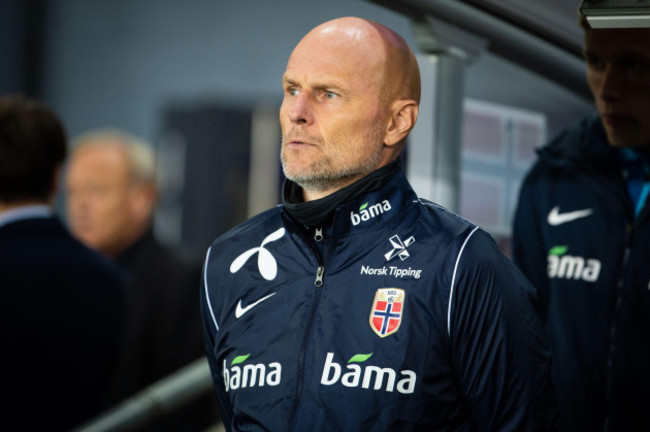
384,100,419,147
131,183,158,222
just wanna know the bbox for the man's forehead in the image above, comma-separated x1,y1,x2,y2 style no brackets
293,19,386,62
285,42,380,84
282,65,358,95
586,28,650,52
72,143,125,164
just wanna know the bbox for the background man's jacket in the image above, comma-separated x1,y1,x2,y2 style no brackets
513,115,650,431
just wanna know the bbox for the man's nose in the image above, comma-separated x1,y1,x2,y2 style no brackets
599,63,623,102
288,91,313,125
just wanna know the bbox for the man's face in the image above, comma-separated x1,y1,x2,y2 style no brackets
584,27,650,150
279,30,389,196
65,145,139,257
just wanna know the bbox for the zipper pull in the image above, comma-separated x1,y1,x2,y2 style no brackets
314,266,324,287
314,227,323,242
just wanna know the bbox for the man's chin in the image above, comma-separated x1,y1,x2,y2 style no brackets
281,164,308,182
281,159,323,182
605,131,649,151
283,169,336,192
284,172,321,189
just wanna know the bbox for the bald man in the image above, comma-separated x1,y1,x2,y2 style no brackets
201,17,558,431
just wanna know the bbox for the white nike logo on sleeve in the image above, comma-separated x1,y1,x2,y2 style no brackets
235,292,277,319
547,206,593,226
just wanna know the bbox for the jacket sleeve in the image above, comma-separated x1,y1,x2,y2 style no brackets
448,228,559,431
200,247,234,431
512,167,551,318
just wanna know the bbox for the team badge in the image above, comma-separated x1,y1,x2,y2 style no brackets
369,288,405,337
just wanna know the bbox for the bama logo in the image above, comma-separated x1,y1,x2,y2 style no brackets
320,352,416,394
547,245,601,282
222,354,282,392
350,200,392,226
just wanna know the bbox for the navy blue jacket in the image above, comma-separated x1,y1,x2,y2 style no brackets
513,115,650,431
202,169,558,431
0,216,126,431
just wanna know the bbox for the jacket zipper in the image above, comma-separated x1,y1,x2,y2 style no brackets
603,224,633,432
287,226,326,431
314,265,324,287
603,173,650,430
314,226,324,242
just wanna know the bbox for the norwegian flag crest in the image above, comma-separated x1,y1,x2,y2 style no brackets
369,288,405,337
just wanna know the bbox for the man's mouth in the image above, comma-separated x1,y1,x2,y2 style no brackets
602,113,634,128
283,135,318,147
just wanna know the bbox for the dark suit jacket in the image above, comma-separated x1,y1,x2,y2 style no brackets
109,230,220,431
0,216,126,431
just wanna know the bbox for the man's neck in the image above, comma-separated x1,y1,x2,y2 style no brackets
302,176,364,202
283,159,402,227
301,158,399,202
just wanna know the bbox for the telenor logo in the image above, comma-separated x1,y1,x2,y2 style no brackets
350,200,392,226
230,228,285,281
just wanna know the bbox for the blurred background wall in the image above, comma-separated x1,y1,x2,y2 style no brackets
1,0,594,255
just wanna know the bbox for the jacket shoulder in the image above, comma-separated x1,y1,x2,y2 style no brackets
532,114,606,172
416,198,480,243
208,206,283,251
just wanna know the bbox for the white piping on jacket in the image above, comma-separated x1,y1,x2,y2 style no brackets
203,246,219,331
447,226,479,337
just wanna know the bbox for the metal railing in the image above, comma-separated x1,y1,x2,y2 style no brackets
73,357,217,432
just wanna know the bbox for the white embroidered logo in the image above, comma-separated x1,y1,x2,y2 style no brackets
235,292,277,319
230,228,285,281
547,206,593,226
385,235,415,262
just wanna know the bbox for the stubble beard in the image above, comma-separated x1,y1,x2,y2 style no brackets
281,127,385,193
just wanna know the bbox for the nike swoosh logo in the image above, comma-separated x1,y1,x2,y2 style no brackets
235,292,277,319
547,206,593,226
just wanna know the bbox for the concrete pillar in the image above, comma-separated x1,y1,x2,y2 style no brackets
406,17,487,213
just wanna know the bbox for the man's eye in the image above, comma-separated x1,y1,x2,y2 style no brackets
620,58,649,72
325,91,337,99
288,88,299,96
586,55,604,70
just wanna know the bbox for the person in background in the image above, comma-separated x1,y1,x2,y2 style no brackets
65,129,220,431
512,13,650,432
0,94,126,431
201,17,558,431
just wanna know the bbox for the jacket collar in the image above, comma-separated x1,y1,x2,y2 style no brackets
0,204,53,230
538,115,617,173
282,159,401,228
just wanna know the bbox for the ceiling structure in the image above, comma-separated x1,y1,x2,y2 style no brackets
368,0,589,100
463,0,584,54
363,0,597,127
